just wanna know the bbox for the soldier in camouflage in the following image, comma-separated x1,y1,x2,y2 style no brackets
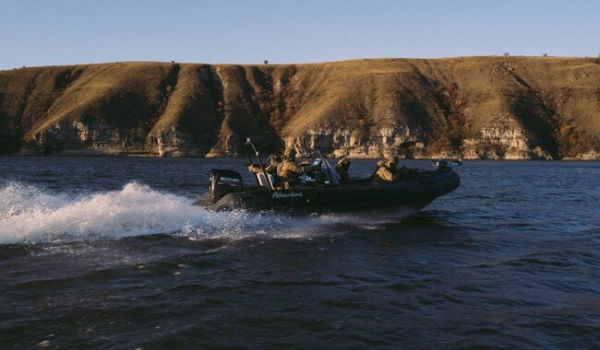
248,154,280,175
374,156,399,182
277,148,316,189
335,158,351,184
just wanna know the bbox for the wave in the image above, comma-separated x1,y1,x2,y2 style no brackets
1,182,393,245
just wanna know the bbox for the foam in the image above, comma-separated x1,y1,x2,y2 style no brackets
0,182,345,245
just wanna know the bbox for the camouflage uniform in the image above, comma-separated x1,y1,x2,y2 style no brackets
374,156,399,182
335,158,351,184
277,148,312,189
248,154,280,175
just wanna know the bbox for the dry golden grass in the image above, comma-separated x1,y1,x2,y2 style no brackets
1,57,599,156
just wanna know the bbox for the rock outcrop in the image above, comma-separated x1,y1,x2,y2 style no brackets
1,57,599,159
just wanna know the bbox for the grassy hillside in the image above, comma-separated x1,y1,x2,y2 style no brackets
1,57,599,158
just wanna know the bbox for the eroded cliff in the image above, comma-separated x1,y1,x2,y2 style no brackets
1,57,599,159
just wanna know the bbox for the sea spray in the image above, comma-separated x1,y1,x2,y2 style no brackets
0,182,351,245
0,182,70,219
0,182,200,243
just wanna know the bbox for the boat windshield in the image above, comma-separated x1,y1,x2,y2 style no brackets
298,150,340,186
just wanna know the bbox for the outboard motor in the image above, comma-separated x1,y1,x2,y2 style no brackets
209,169,244,202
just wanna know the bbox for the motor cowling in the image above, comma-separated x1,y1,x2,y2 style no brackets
209,169,244,202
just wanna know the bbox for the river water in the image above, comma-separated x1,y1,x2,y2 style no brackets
1,157,599,349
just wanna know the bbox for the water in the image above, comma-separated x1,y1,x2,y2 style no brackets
1,157,599,349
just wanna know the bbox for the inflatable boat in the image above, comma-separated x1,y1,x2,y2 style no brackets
193,140,461,214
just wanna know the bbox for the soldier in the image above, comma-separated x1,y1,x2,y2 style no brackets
247,154,280,175
277,148,315,189
373,156,399,182
335,158,351,184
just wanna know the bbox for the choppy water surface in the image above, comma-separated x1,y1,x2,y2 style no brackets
1,157,599,349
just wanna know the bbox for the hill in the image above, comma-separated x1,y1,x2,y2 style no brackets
1,57,600,159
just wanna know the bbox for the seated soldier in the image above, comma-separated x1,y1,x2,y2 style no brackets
373,156,399,182
277,148,318,189
335,158,351,184
247,154,280,175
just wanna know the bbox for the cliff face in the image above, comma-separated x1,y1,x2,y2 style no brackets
1,57,600,159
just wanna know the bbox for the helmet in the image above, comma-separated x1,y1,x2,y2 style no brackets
338,158,351,168
284,148,297,157
385,155,398,167
283,148,297,160
268,154,281,162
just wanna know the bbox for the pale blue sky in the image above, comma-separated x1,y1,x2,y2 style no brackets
1,0,599,70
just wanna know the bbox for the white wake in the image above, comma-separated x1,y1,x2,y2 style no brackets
0,182,325,244
0,182,417,245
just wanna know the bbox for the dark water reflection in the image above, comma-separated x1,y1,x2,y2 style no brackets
1,157,600,348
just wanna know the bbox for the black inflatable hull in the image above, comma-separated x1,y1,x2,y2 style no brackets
194,168,460,214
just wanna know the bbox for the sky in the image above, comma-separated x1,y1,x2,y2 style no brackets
1,0,599,70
